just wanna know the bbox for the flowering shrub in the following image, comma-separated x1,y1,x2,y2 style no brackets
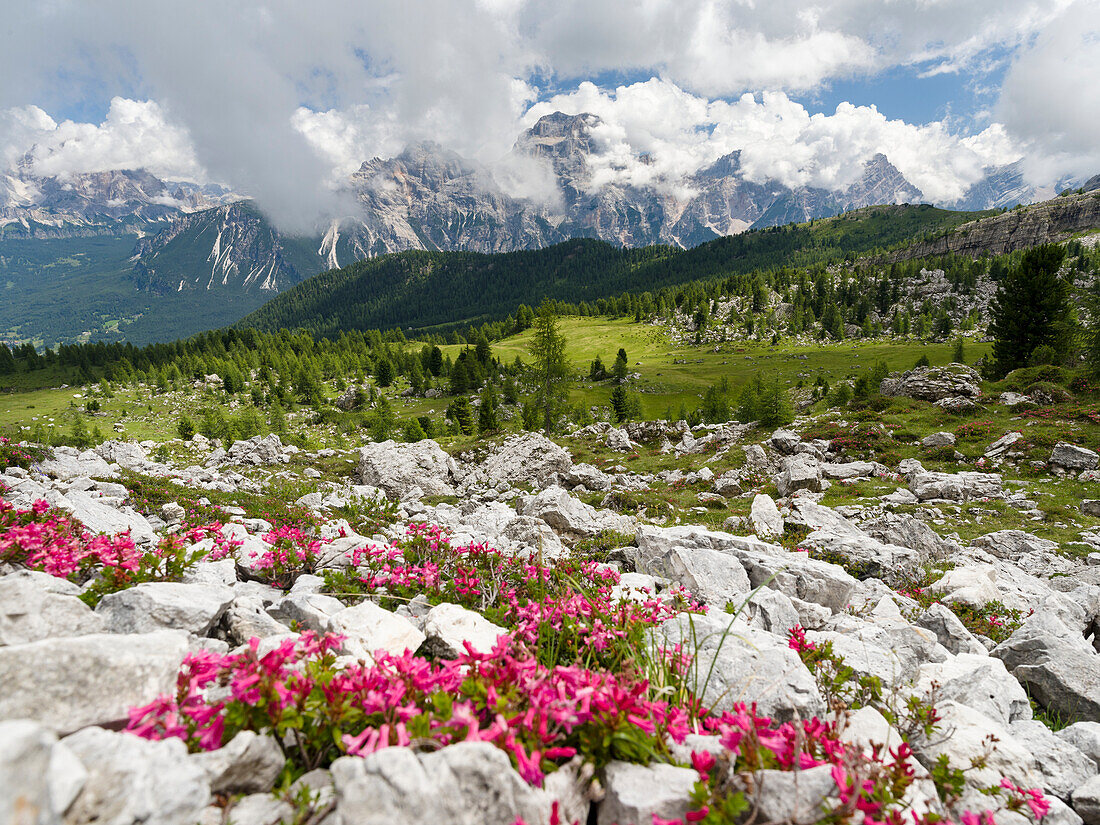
0,496,239,605
250,525,329,588
0,497,140,582
780,625,1049,825
0,437,50,470
954,420,998,440
325,523,702,670
128,631,691,782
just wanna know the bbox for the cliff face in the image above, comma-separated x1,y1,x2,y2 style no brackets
889,191,1100,262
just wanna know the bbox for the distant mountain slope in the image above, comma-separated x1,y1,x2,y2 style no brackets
888,189,1100,262
238,203,985,338
130,202,323,295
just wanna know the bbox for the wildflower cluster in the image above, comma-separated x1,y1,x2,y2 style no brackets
0,496,240,604
0,496,140,580
326,523,702,669
0,437,50,471
128,631,691,783
783,625,1048,825
250,525,327,587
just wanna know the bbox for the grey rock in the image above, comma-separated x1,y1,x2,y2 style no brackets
999,393,1034,408
563,462,613,492
0,719,87,825
922,431,956,448
267,592,346,634
0,571,105,645
1008,719,1095,801
767,429,802,455
655,612,824,720
861,512,955,560
464,432,573,490
821,461,875,480
0,631,188,732
95,441,149,472
222,597,291,645
879,363,981,402
935,395,978,413
95,583,234,635
1083,501,1100,518
330,600,426,661
915,602,987,656
749,494,784,539
356,440,460,499
1058,722,1100,770
973,529,1058,561
734,765,835,825
909,471,1003,502
598,761,697,825
227,434,285,466
59,490,157,544
421,603,506,657
606,428,633,452
713,471,743,497
1053,442,1100,472
993,613,1100,722
222,794,294,825
916,653,1030,726
1073,774,1100,825
190,731,284,795
330,741,548,825
812,622,943,690
63,727,210,825
518,485,635,538
34,447,117,481
638,544,751,609
776,454,822,497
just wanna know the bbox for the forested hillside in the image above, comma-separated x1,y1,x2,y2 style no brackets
238,204,987,337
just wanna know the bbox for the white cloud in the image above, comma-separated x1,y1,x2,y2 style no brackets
997,0,1100,185
2,98,206,182
0,0,1091,228
525,79,1022,203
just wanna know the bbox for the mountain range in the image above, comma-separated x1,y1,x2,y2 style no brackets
0,111,1091,345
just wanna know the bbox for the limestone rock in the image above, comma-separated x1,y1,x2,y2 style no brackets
356,440,459,500
0,571,105,645
63,728,210,825
776,454,822,497
598,762,697,825
463,432,573,491
993,613,1100,723
330,600,426,661
655,612,824,720
908,471,1003,502
1052,442,1100,472
518,486,635,538
922,431,956,448
0,631,188,733
190,731,284,795
879,364,981,402
422,603,506,658
330,742,548,825
95,583,234,635
749,494,784,539
0,719,87,825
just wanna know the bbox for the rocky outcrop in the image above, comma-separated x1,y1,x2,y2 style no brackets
880,364,981,402
889,190,1100,262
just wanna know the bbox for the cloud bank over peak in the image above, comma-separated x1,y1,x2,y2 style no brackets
0,0,1095,230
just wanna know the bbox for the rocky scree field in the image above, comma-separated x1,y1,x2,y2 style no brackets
9,363,1100,824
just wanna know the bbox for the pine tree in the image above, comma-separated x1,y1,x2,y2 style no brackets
528,300,569,434
375,359,395,388
989,244,1070,377
478,384,499,434
610,385,629,423
177,414,195,441
447,397,474,435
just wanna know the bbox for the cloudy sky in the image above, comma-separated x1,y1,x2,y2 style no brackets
1,0,1098,230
